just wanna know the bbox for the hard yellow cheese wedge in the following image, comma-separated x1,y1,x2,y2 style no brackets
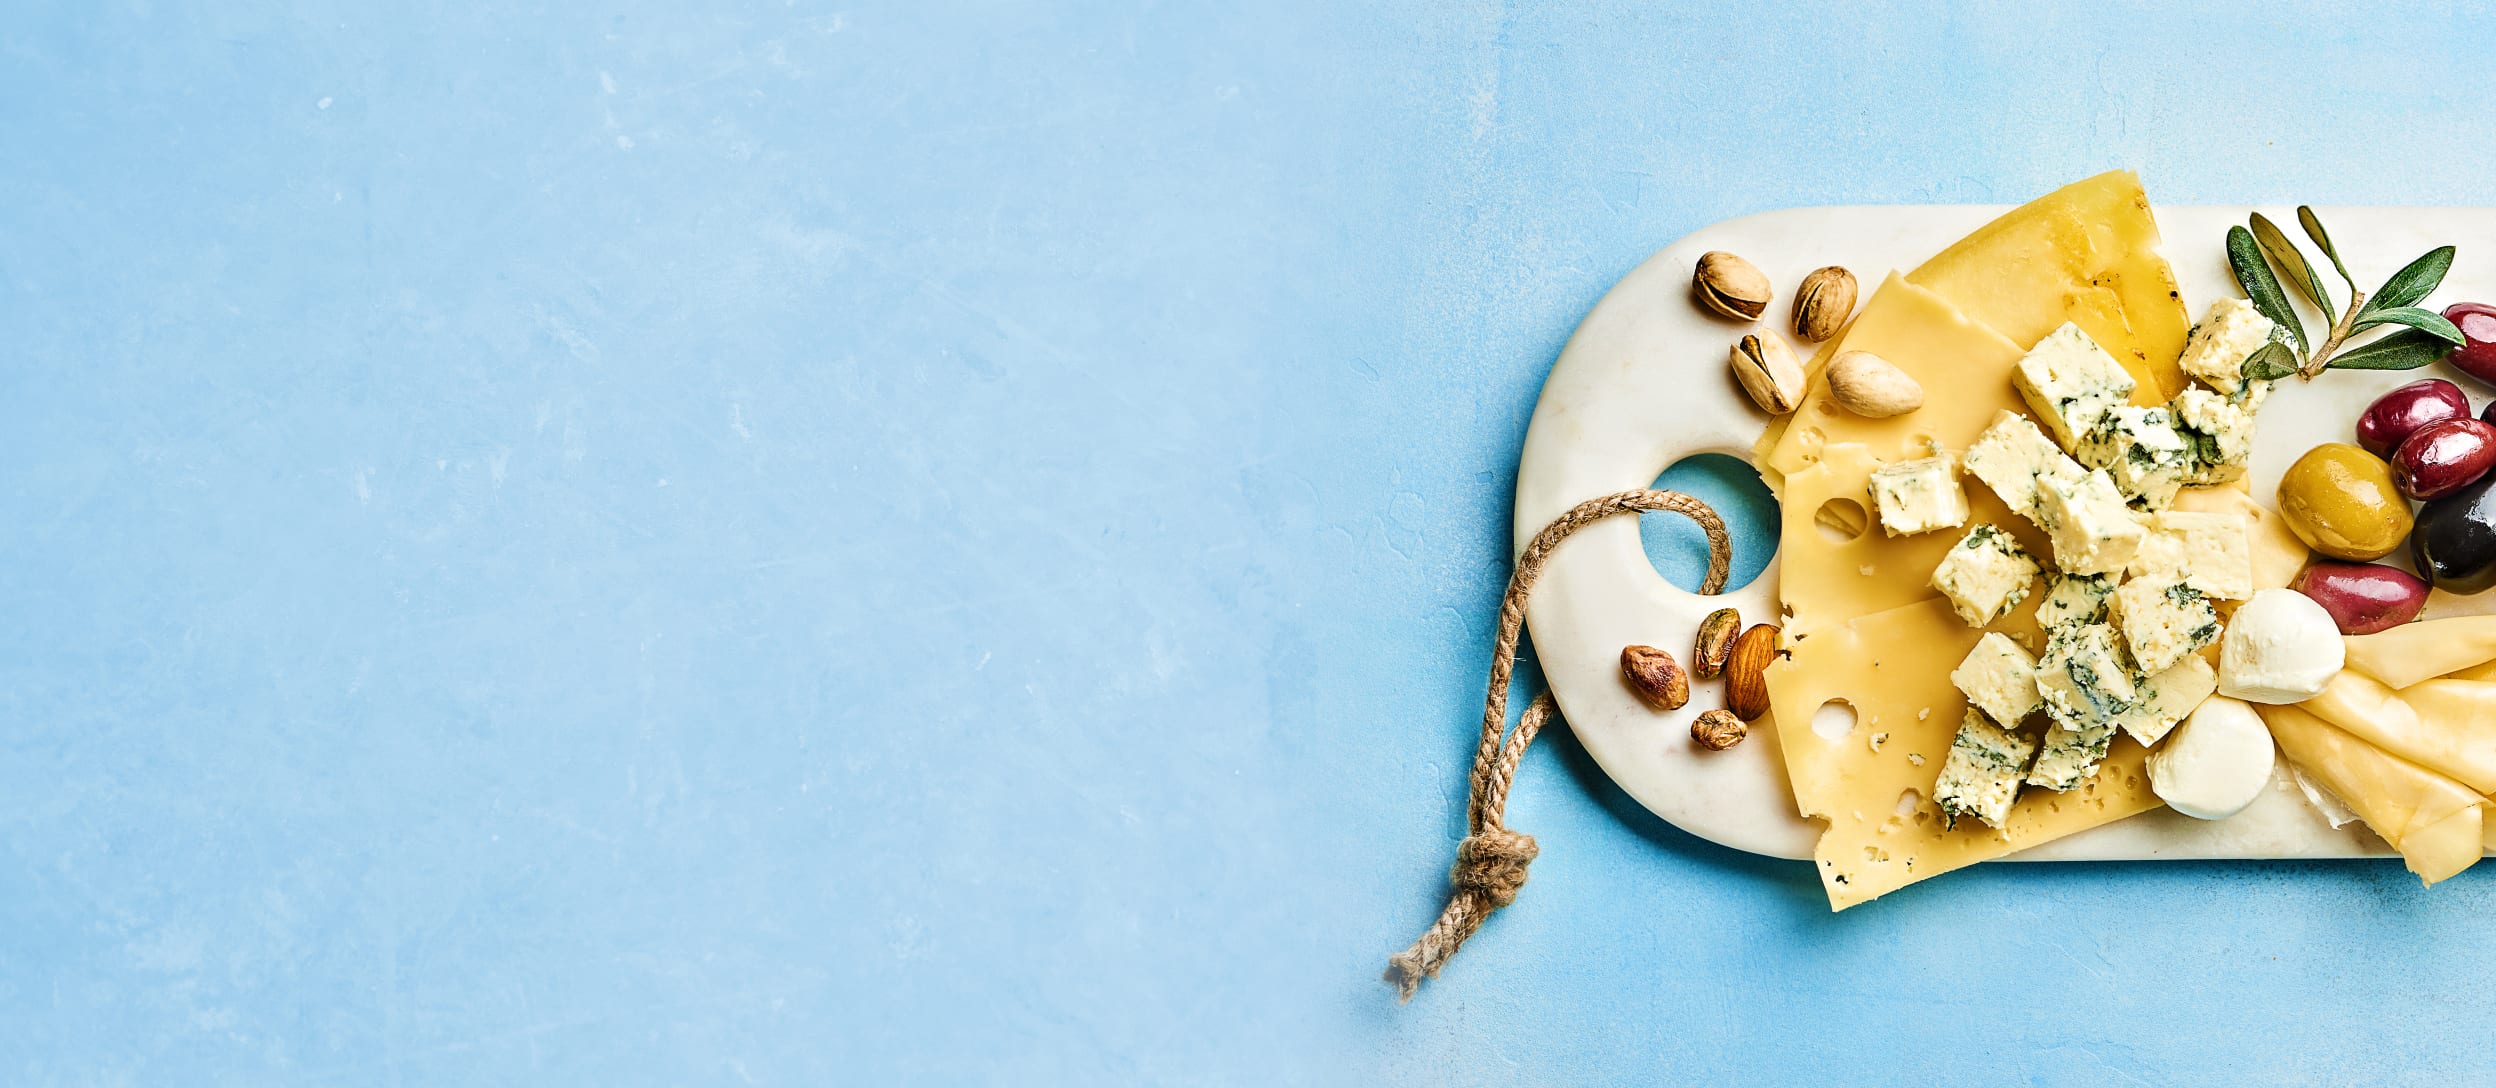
1906,169,2191,402
1764,597,2159,909
2259,704,2484,885
2343,615,2496,689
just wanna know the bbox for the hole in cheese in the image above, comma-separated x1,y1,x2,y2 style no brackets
1641,453,1777,593
1812,498,1869,543
1811,698,1859,741
1894,789,1923,818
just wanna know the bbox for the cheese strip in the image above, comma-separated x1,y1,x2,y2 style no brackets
1775,443,2049,636
1906,170,2191,402
2299,672,2496,795
1764,597,2159,910
1763,275,2030,479
2343,615,2496,689
2258,704,2484,885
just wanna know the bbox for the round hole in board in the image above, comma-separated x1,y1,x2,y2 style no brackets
1812,497,1869,543
1811,698,1858,741
1640,453,1776,594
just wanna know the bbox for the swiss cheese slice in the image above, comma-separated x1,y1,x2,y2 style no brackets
1774,443,2049,637
1906,170,2191,403
2259,703,2484,885
1763,274,2030,479
1763,597,2160,910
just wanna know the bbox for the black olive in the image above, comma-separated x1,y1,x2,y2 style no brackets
2412,470,2496,594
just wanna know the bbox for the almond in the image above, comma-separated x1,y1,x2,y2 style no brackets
1690,709,1747,751
1620,645,1689,711
1725,623,1783,721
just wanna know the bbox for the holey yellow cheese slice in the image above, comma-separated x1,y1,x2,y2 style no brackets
1907,170,2191,403
1763,598,2161,909
1775,443,2050,636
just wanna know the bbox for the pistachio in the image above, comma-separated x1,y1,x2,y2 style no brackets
1692,251,1772,321
1791,266,1858,342
1691,709,1748,751
1725,623,1783,721
1826,350,1923,418
1692,607,1740,679
1730,332,1805,415
1620,645,1690,711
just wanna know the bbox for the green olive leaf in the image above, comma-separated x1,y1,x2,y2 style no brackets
2350,305,2465,345
2228,224,2309,357
2239,340,2299,381
2325,328,2456,371
2297,206,2357,290
2368,246,2457,312
2252,212,2332,316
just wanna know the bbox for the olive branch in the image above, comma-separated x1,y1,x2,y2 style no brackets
2232,207,2460,381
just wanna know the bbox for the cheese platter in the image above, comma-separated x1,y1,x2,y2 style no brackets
1514,174,2496,909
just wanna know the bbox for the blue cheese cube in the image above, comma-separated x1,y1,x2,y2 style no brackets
2035,469,2145,575
1930,524,2042,627
2012,322,2138,452
2112,577,2221,674
2177,298,2280,396
1964,410,2085,524
2028,718,2116,792
2172,388,2257,485
2037,572,2114,631
1867,455,1970,536
1952,632,2043,726
2128,510,2253,600
2110,653,2218,745
1934,709,2039,828
2075,406,2195,509
2036,623,2137,730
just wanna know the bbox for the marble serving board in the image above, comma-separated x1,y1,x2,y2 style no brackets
1517,205,2496,863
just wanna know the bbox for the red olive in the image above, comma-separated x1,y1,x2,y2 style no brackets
2358,378,2471,456
2392,418,2496,499
2445,303,2496,385
2290,562,2431,634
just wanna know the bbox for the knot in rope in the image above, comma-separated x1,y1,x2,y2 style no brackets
1451,829,1538,906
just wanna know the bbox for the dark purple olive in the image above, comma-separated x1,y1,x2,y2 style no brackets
2415,470,2496,593
2359,378,2471,456
2393,418,2496,500
2291,562,2431,634
2446,303,2496,385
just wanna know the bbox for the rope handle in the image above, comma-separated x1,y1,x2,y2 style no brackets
1385,489,1731,1001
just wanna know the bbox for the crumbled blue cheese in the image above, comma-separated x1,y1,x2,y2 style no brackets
2172,388,2257,485
2111,653,2219,746
1935,709,2039,828
1930,523,2042,627
2177,298,2280,396
2028,717,2116,792
2112,577,2221,675
1964,410,2084,524
2036,623,2137,731
1952,631,2043,726
2128,510,2253,600
2075,406,2195,509
2037,572,2114,631
2035,469,2145,575
1867,454,1970,536
2011,322,2138,453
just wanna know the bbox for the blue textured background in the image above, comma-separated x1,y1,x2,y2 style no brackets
7,3,2493,1084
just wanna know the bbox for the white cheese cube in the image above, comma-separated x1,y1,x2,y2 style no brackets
2027,718,2115,792
1867,455,1970,536
1964,410,2085,524
2128,510,2253,600
2075,406,2195,509
2036,623,2137,731
2035,469,2145,575
2172,388,2257,485
2012,322,2137,452
2111,652,2218,745
2177,298,2279,396
1930,524,2042,627
2037,572,2114,631
1952,632,2043,726
2112,577,2221,675
1935,709,2039,828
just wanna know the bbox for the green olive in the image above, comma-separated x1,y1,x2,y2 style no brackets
2277,443,2414,561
